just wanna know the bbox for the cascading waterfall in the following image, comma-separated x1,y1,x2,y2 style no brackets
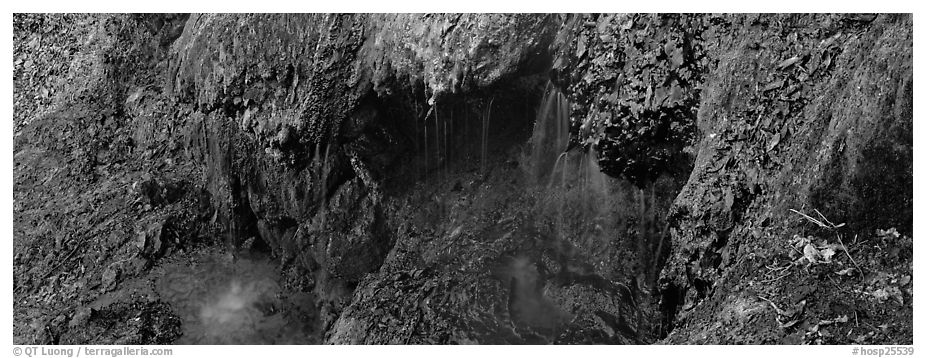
434,104,443,184
306,141,334,229
481,97,494,173
424,109,429,175
529,82,570,185
445,106,451,167
526,83,610,247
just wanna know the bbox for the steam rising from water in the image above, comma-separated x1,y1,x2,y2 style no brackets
154,250,318,344
499,256,570,331
197,279,276,342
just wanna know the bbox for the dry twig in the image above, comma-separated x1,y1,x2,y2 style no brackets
789,208,863,277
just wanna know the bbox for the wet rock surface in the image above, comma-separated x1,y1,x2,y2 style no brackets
14,13,911,345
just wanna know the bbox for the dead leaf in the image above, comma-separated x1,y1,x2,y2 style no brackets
763,79,785,92
835,267,856,276
777,56,801,69
819,247,836,263
620,17,634,30
876,228,900,239
781,299,806,319
723,187,734,212
767,132,781,152
803,244,820,264
576,35,587,58
871,286,903,304
664,39,676,56
790,234,811,248
101,264,120,292
671,48,685,68
448,225,463,239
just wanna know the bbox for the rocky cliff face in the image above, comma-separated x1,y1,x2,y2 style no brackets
14,13,911,345
166,12,559,279
656,14,912,344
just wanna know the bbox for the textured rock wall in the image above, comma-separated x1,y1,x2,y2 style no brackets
547,13,912,343
553,14,705,185
655,14,912,343
167,13,560,291
15,13,912,345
